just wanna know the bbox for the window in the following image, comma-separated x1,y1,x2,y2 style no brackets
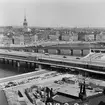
64,103,69,105
101,51,105,53
47,103,52,105
74,103,79,105
56,103,60,105
91,50,94,52
95,50,100,53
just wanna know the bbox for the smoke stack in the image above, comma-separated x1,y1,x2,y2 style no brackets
79,81,87,100
83,81,86,95
82,81,87,99
79,83,83,99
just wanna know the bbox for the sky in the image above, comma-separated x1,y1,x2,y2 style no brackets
1,0,105,27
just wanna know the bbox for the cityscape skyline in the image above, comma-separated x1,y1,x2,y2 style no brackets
1,0,105,27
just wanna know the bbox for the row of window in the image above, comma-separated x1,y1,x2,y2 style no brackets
91,50,105,53
47,102,88,105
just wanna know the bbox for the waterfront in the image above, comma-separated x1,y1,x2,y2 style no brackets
0,49,105,105
0,63,50,105
0,64,22,105
1,63,105,105
0,64,21,79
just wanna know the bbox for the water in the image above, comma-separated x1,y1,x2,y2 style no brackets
0,64,22,105
0,64,21,78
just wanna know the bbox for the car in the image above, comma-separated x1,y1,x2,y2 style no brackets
63,56,67,58
76,57,80,59
45,53,49,55
71,68,75,71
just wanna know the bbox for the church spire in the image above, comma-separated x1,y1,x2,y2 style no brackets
24,9,26,21
23,9,28,28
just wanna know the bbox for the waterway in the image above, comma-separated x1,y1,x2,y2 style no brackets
0,64,24,105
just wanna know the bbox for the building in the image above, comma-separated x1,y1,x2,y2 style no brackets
47,82,105,105
72,32,78,41
49,35,59,41
31,34,38,43
96,32,105,41
24,34,33,45
78,32,86,41
20,35,24,45
13,34,24,45
0,34,4,43
85,34,95,41
1,36,12,45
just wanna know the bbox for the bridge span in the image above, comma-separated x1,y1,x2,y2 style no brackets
1,41,105,56
0,49,105,75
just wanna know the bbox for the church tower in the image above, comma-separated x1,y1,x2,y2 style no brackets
23,10,28,32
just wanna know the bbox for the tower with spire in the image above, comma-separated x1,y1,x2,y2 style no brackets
23,9,28,32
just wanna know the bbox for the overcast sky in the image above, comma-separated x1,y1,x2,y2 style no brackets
0,0,105,27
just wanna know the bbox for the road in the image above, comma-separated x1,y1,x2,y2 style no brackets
1,49,105,74
0,49,105,67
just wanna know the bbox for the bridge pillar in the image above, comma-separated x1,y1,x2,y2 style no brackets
11,60,14,66
3,59,5,64
16,61,20,72
80,49,84,56
25,62,28,68
43,49,45,53
35,49,38,53
38,64,42,70
26,62,32,69
30,63,36,69
32,50,34,53
56,49,61,55
7,59,9,64
71,49,73,56
34,63,36,69
17,61,20,68
13,60,16,67
29,62,32,69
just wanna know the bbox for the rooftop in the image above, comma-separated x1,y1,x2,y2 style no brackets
53,95,75,103
57,84,100,98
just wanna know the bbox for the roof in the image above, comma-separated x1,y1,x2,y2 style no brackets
53,95,75,103
57,86,79,98
57,85,99,98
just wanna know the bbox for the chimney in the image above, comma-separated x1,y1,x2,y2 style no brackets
79,81,87,100
79,83,83,99
82,81,87,99
83,81,86,96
